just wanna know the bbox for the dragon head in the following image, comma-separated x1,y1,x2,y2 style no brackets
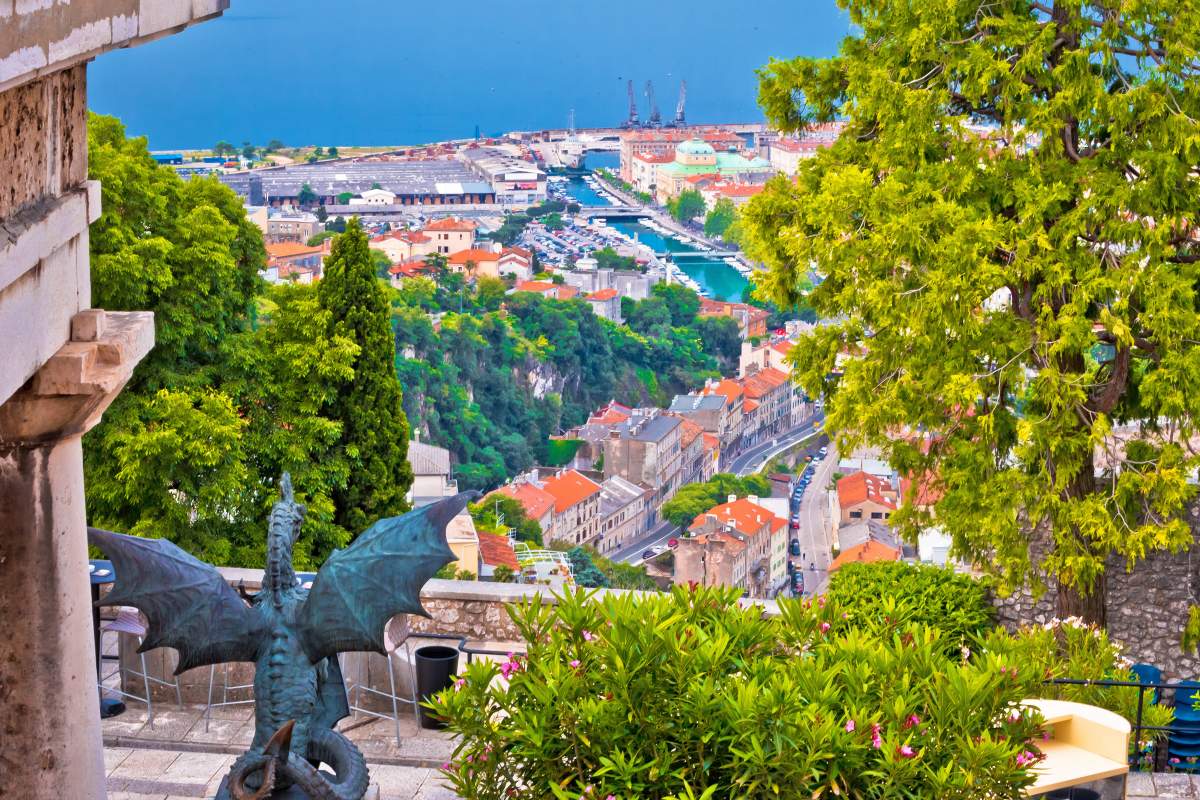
265,473,307,607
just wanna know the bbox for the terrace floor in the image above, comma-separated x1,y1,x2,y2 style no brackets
102,704,460,799
1129,771,1200,798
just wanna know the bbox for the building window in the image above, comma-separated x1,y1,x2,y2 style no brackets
870,512,883,520
849,510,862,519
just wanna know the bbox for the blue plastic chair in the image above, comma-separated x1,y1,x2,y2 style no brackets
1174,680,1200,719
1131,663,1163,703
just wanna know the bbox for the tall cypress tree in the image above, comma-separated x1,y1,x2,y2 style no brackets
318,217,413,533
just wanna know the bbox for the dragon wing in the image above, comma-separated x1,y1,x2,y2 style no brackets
297,493,472,664
89,527,265,674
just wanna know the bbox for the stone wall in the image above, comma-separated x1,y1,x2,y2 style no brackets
119,575,783,703
993,506,1200,681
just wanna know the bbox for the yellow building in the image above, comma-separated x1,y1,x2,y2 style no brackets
654,140,774,204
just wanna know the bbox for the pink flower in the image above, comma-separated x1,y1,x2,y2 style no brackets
441,762,452,770
845,719,856,733
820,622,831,634
904,714,920,729
582,629,596,641
570,659,581,669
870,723,883,749
898,745,915,758
1015,750,1037,767
455,678,466,690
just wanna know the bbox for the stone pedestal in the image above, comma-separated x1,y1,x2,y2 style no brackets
0,310,153,800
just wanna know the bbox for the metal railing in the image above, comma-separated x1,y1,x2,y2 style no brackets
1046,677,1191,771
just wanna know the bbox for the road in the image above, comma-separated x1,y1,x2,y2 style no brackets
728,413,825,477
612,518,680,565
792,443,838,597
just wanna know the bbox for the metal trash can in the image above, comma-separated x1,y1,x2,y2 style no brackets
414,645,459,729
1046,789,1101,800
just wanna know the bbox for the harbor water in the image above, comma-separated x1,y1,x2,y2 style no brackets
568,155,750,301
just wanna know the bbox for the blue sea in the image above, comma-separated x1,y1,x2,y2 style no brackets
88,0,849,149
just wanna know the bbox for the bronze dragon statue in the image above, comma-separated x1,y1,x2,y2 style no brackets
90,475,472,799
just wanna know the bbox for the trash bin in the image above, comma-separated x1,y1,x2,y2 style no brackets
1046,789,1100,800
414,645,459,729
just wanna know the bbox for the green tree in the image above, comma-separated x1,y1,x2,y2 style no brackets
744,0,1200,628
307,231,336,247
472,495,543,546
704,197,737,238
651,282,701,327
668,188,705,224
317,218,414,533
567,547,610,588
661,473,772,528
241,141,256,160
265,139,286,153
593,246,637,271
327,146,340,158
543,212,565,231
475,276,508,311
213,140,235,156
298,182,317,206
693,315,743,371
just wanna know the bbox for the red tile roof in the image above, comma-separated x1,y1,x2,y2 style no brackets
677,417,703,448
585,288,618,301
740,367,791,399
448,248,499,265
492,482,556,523
373,229,430,244
478,532,520,570
515,280,556,294
837,472,897,511
266,241,324,259
701,432,719,451
829,540,900,571
589,401,632,425
713,183,764,198
742,399,760,413
632,151,675,163
501,246,532,260
702,378,744,404
689,497,782,538
388,257,437,277
424,217,477,232
542,470,602,513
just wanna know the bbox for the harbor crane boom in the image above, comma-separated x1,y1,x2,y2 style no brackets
623,79,639,128
646,80,662,128
674,80,687,127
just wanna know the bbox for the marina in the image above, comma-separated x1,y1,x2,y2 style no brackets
553,161,751,301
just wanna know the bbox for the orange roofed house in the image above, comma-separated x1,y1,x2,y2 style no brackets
541,469,603,547
477,531,521,580
513,280,579,301
675,495,788,599
369,228,434,263
423,217,477,254
698,298,770,340
492,479,557,536
264,240,329,284
583,288,622,322
448,247,501,279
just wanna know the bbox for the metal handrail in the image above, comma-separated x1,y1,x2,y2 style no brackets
1045,676,1195,771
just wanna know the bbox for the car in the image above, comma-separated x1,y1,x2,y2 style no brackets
652,545,669,556
667,537,679,548
789,520,800,530
792,573,805,594
789,539,801,556
819,446,829,456
642,549,656,560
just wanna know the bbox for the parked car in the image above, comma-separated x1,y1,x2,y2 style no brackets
789,520,800,530
792,572,805,594
819,446,829,456
652,545,669,557
642,549,656,560
789,539,801,556
667,537,679,548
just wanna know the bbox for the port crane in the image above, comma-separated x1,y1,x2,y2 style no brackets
622,79,640,129
645,80,663,128
673,80,687,127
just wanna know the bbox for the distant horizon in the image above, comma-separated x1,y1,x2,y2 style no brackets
88,0,849,150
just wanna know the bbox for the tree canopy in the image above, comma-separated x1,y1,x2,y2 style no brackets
662,473,773,528
704,197,737,238
742,0,1200,628
318,218,413,532
668,188,706,224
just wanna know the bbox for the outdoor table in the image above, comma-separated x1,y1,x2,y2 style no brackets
89,560,124,718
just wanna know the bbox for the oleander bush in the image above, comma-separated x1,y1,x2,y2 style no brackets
434,587,1043,800
824,561,994,654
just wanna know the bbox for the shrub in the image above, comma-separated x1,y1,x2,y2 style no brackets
435,587,1041,800
983,618,1173,764
825,561,994,652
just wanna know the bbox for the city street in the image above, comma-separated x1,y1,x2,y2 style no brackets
612,518,680,565
792,443,838,597
728,413,825,477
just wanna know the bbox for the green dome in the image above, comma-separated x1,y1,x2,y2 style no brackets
677,139,715,156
